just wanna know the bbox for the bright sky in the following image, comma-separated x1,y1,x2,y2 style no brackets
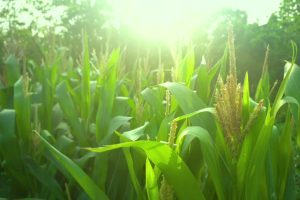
0,0,283,39
227,0,282,24
109,0,282,41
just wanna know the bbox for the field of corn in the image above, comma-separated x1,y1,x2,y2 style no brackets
1,27,300,200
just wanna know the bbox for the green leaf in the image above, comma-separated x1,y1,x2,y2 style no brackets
14,76,32,145
0,86,14,109
197,66,210,103
39,131,108,200
244,109,274,199
141,87,164,119
177,49,195,87
242,72,250,125
285,64,300,101
99,116,133,145
157,114,174,142
81,32,91,122
285,63,300,136
160,82,214,131
87,141,204,200
56,81,87,146
96,49,120,142
145,158,159,200
24,157,64,199
176,126,225,200
173,107,215,122
272,112,293,199
3,55,20,86
40,67,55,131
272,62,296,116
122,146,145,200
255,72,270,105
117,133,146,200
123,122,149,141
108,116,132,136
0,109,28,189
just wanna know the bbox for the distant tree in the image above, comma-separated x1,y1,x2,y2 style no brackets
278,0,300,24
207,9,262,82
203,3,300,93
275,0,300,59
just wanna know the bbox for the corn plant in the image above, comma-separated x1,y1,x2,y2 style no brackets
0,30,299,200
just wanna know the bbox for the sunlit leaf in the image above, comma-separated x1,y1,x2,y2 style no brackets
87,141,204,200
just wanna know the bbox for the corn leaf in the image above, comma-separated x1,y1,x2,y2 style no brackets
81,32,91,122
56,81,87,146
176,126,225,200
87,141,204,200
14,76,32,145
39,131,109,200
145,158,159,200
160,82,214,132
0,109,28,189
4,55,20,86
96,49,120,142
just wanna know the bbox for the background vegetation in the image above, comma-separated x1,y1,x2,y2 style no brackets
1,0,300,88
0,0,300,199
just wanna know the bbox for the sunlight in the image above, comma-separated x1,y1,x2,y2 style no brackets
109,0,214,42
108,0,281,42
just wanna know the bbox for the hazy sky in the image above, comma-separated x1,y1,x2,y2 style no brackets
0,0,283,39
222,0,282,24
110,0,283,40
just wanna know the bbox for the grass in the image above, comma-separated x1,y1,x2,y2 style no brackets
0,30,299,199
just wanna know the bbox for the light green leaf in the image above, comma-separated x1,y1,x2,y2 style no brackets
146,158,159,200
242,72,250,125
160,82,214,131
123,121,149,141
81,32,91,122
87,141,204,200
108,116,132,136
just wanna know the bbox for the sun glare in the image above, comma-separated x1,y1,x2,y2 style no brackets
108,0,282,42
109,0,214,42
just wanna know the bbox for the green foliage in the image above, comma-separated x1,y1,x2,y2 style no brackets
0,2,300,198
87,141,205,200
0,37,299,199
39,131,109,200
